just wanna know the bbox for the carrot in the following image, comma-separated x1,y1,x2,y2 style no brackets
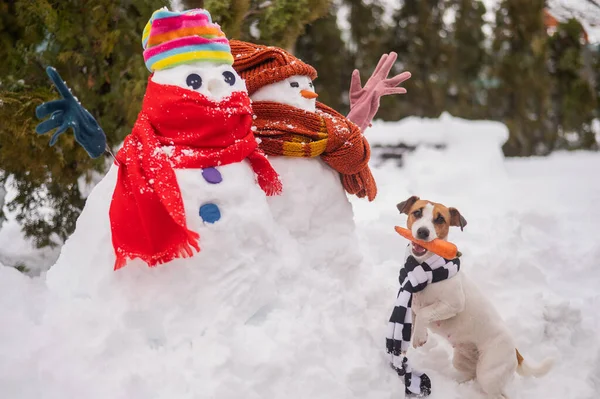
394,226,461,259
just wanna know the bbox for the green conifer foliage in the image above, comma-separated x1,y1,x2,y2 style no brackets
548,19,597,150
490,0,552,156
447,0,488,119
295,7,354,114
385,0,451,119
203,0,331,51
344,0,387,71
0,0,168,247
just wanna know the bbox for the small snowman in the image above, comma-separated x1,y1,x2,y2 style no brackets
231,41,411,272
40,9,295,325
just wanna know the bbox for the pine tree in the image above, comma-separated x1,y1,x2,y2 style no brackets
204,0,331,51
344,0,387,71
295,6,354,114
490,0,552,156
0,0,168,248
548,19,597,150
385,0,451,119
201,0,249,39
447,0,488,119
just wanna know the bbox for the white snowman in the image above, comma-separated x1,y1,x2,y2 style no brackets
231,41,411,274
45,8,297,329
28,9,421,397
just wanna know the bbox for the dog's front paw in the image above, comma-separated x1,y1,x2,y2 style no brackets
412,328,428,348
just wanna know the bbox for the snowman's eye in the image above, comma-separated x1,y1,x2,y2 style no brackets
290,82,299,88
186,73,202,90
309,82,313,88
222,71,236,86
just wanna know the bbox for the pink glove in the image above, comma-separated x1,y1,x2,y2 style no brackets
346,52,411,132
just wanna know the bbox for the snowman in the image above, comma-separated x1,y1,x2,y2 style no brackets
230,41,411,274
27,9,421,398
39,8,298,328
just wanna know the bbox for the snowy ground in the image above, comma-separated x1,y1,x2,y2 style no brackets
1,114,600,398
356,115,600,398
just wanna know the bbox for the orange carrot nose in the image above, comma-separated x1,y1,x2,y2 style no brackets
300,90,319,99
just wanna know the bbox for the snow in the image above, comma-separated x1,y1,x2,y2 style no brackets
0,179,61,275
1,114,600,398
251,75,317,112
266,156,364,273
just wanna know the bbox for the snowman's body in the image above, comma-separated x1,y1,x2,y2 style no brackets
265,157,362,272
251,75,363,271
47,63,297,328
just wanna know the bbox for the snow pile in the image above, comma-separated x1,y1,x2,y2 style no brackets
2,114,600,399
365,113,509,210
0,180,60,275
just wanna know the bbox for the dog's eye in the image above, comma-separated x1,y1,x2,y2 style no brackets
435,215,445,224
412,209,422,218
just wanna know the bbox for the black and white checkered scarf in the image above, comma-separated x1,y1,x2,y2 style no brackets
386,249,461,397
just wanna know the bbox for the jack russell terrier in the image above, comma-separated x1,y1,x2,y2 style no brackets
394,195,553,398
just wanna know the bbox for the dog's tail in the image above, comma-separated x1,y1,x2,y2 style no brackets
515,349,554,377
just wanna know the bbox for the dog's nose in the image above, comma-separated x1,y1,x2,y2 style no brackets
417,227,430,240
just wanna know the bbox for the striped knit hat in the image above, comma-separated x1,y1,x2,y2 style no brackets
230,40,317,96
142,8,234,72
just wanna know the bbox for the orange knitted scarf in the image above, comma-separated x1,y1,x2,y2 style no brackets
252,101,377,201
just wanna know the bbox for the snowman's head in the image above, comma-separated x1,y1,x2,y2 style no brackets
151,62,246,102
143,8,245,101
251,75,318,112
229,40,320,112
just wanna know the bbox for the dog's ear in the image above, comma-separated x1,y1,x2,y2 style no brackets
397,196,420,215
449,208,467,231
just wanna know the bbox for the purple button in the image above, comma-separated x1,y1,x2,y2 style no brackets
202,167,222,184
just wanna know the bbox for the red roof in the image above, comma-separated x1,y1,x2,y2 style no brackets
544,8,589,43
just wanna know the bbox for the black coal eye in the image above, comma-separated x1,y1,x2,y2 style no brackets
435,215,445,224
413,209,422,218
309,82,313,88
186,73,202,90
290,82,299,88
222,71,236,86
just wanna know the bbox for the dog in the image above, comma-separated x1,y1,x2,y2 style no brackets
396,195,553,398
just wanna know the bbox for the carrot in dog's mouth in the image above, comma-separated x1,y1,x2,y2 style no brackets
395,226,460,259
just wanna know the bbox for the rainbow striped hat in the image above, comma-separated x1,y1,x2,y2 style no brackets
142,8,234,72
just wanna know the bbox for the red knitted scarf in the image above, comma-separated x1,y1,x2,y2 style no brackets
110,79,282,270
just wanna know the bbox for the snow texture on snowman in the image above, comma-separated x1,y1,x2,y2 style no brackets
230,41,411,273
42,8,299,326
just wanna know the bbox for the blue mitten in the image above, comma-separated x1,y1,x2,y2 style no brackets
35,67,107,158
